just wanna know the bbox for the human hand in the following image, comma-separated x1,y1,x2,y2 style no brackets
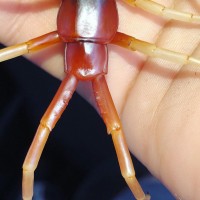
1,1,200,199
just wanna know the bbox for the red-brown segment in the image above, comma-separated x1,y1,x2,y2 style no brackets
27,31,61,52
66,42,108,80
57,0,118,43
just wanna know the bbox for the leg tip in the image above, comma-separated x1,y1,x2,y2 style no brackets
144,193,151,200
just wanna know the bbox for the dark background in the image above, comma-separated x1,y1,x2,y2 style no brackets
0,44,148,200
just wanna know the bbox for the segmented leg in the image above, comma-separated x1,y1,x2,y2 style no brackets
112,32,200,66
122,0,200,23
92,75,150,200
22,74,78,200
0,31,60,62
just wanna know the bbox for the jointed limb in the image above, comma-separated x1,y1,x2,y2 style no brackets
0,31,60,62
122,0,200,23
92,75,150,200
22,74,77,200
112,32,200,66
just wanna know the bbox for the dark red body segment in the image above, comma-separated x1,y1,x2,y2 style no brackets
57,0,118,80
66,42,108,80
57,0,118,43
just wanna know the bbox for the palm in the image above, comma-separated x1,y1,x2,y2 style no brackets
1,0,200,199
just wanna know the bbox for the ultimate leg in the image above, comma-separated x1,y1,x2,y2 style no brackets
22,74,78,200
92,75,150,200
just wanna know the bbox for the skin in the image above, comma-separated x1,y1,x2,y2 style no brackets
0,0,200,199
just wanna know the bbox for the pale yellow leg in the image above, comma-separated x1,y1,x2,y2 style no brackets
112,129,150,200
122,0,200,23
112,32,200,66
0,31,60,62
